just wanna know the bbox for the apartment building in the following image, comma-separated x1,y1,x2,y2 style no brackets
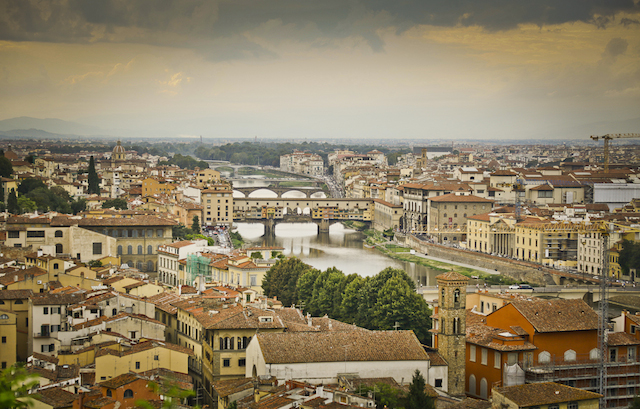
202,188,233,226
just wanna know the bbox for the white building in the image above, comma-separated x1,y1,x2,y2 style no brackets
280,151,324,177
157,240,209,287
246,330,446,391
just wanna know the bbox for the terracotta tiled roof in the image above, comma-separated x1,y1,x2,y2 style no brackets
0,289,33,299
494,382,602,406
443,398,492,409
96,340,194,358
607,332,640,346
435,271,469,282
256,330,428,364
35,387,77,409
78,215,177,226
213,378,254,397
32,352,60,364
100,372,141,389
31,289,85,305
507,299,599,333
428,193,493,203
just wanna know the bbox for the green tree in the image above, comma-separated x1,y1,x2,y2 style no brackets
70,199,87,215
87,156,101,195
7,190,19,214
262,257,313,306
135,377,197,409
172,224,191,240
17,196,36,213
0,364,40,408
191,215,200,233
372,275,432,343
620,239,640,276
17,178,46,196
102,198,128,210
630,395,640,409
406,370,434,409
88,260,103,268
251,252,262,259
359,382,403,409
0,156,13,178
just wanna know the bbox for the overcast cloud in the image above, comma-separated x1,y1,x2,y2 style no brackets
1,0,639,139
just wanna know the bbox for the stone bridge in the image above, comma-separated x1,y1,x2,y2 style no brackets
234,214,346,235
233,185,325,198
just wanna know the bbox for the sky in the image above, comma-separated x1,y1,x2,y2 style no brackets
1,0,640,140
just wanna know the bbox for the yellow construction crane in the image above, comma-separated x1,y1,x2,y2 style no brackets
590,133,640,172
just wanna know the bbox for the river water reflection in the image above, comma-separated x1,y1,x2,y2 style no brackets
234,222,442,286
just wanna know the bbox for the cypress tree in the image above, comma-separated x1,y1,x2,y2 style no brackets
87,156,101,195
7,190,18,214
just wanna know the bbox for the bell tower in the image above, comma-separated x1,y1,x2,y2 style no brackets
436,271,468,396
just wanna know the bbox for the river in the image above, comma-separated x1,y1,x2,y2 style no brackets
223,168,443,285
234,222,443,286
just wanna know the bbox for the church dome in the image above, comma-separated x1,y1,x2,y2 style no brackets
113,140,125,154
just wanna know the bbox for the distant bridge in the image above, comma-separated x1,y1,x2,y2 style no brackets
233,185,325,198
233,198,373,235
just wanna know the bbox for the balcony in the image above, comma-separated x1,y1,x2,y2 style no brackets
34,331,51,338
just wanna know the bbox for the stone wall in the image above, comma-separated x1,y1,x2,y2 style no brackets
403,235,557,286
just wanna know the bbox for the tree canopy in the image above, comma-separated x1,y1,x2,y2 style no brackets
620,239,640,276
102,198,128,210
87,156,101,195
0,156,13,178
263,263,432,344
406,370,435,409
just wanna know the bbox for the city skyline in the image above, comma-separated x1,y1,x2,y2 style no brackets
1,1,639,140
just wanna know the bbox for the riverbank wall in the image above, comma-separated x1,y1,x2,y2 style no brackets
401,235,557,286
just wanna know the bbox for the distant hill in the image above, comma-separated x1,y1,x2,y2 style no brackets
0,117,104,136
527,116,640,141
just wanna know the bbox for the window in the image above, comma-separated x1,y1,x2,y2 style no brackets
567,402,578,409
223,359,230,367
55,230,63,237
27,231,45,238
610,348,617,363
106,390,112,397
1,362,5,369
92,242,102,255
494,351,501,368
117,245,122,255
135,361,140,369
507,352,517,365
481,348,488,365
8,231,19,238
564,349,576,362
156,229,163,238
53,263,59,269
538,190,553,198
548,405,559,409
137,245,143,255
127,245,133,255
148,245,153,255
539,351,551,363
124,389,134,399
239,358,246,367
154,355,159,361
1,337,5,343
454,288,460,304
470,345,476,362
43,307,49,315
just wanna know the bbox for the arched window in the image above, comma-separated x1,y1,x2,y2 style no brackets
117,245,122,255
564,349,576,362
454,288,461,304
136,262,142,270
55,244,63,254
469,374,476,395
480,378,488,399
0,314,8,319
539,351,551,363
106,390,112,397
453,317,459,334
590,348,600,360
147,261,153,271
441,288,445,302
127,245,133,254
124,389,133,399
148,245,153,255
112,308,117,316
55,230,63,237
137,245,143,255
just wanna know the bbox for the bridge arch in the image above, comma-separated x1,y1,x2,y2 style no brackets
247,189,278,198
232,190,246,198
282,190,308,198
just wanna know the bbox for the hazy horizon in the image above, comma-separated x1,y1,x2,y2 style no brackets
1,1,639,140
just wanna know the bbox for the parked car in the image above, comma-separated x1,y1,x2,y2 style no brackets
509,284,533,290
